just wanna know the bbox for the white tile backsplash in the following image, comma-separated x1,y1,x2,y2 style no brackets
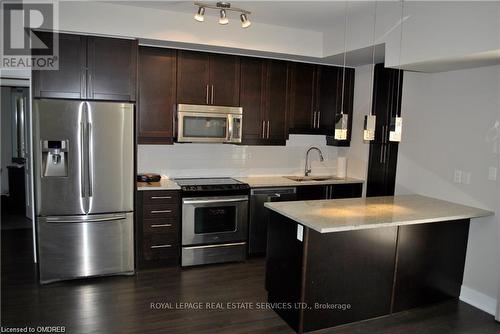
138,135,344,178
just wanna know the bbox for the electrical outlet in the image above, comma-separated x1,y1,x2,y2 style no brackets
454,169,462,184
463,172,471,185
488,166,497,181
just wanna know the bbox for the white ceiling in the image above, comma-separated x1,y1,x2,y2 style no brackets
104,1,370,32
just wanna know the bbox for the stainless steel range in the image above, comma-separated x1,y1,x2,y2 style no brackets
174,178,249,267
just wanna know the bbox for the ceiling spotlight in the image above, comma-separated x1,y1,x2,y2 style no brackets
194,6,205,22
240,13,251,28
193,2,251,29
219,9,229,25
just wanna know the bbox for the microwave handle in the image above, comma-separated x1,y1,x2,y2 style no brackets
227,115,233,142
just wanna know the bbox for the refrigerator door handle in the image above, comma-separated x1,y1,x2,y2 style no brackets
45,215,127,223
80,121,86,198
87,122,93,197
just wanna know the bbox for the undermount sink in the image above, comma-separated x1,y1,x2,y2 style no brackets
285,175,345,182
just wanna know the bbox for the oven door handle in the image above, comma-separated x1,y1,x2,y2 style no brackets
183,197,248,205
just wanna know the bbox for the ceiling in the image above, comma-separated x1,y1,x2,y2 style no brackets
104,1,370,32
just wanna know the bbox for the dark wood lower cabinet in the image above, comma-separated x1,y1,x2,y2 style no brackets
136,190,181,269
366,142,399,197
392,220,470,312
296,183,362,201
266,215,471,333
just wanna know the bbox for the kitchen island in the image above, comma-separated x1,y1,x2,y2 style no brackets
264,195,493,333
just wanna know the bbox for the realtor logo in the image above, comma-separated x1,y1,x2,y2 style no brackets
1,1,59,70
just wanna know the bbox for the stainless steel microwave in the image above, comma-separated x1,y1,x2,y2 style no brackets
176,104,243,143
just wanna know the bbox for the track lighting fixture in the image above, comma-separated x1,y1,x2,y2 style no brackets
240,13,251,28
194,6,205,22
194,2,252,28
219,9,228,25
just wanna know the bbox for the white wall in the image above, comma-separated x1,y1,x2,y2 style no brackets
346,64,372,196
138,135,342,178
396,65,500,315
58,1,323,58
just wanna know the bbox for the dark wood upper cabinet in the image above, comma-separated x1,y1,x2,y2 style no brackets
288,62,317,133
137,47,177,144
366,64,403,197
326,67,355,146
177,50,210,105
288,63,354,143
32,32,87,99
177,50,240,106
240,57,266,143
32,32,137,102
87,37,137,101
240,57,288,145
317,66,341,132
265,60,288,143
210,53,240,106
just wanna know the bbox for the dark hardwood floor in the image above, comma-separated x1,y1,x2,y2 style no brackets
1,227,499,334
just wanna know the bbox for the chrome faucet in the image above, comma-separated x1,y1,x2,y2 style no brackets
304,147,324,176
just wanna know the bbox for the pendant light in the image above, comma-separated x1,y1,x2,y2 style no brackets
389,0,405,142
363,0,378,141
334,0,349,141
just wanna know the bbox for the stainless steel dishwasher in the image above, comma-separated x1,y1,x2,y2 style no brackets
249,187,297,255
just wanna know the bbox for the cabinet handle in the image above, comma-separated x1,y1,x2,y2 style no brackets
150,224,172,228
206,85,209,104
150,196,172,200
317,111,321,128
325,186,328,199
266,121,270,139
150,210,172,214
211,85,214,104
330,185,333,199
262,121,265,138
151,244,172,249
313,111,317,128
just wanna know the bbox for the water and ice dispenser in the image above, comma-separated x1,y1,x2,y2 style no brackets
41,140,68,177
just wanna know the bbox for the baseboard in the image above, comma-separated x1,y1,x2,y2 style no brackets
460,285,497,316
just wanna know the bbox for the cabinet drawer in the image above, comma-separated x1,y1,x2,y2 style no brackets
143,218,178,235
143,204,178,219
143,191,179,205
143,235,179,261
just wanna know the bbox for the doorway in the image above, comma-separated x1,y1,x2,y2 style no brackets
1,85,32,230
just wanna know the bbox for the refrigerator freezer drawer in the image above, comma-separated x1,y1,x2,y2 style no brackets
38,212,134,283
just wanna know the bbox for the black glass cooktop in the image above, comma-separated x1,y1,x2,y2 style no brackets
173,177,249,194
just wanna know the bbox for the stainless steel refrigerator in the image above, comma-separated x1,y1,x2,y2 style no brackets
33,99,134,283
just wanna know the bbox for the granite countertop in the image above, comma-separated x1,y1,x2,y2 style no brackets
233,176,364,188
264,194,494,233
137,178,180,191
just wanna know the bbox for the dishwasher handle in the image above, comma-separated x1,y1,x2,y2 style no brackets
250,187,297,196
